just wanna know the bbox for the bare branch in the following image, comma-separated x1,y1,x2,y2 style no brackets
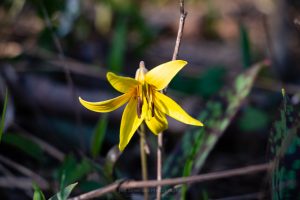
69,163,271,200
172,0,188,61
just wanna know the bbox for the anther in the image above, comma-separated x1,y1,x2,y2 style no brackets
151,102,155,117
137,96,143,118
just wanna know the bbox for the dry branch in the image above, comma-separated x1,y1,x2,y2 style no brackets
69,163,271,200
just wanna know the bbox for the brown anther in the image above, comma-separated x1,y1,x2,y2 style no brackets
137,96,143,118
151,101,155,117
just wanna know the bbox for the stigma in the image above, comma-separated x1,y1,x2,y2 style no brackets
135,61,148,83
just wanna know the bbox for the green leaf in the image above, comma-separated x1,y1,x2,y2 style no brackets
55,155,93,188
239,23,252,68
107,16,128,73
33,183,46,200
181,131,205,200
2,133,44,161
0,89,8,143
49,182,78,200
90,115,108,158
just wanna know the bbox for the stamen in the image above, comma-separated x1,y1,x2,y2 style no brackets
151,101,155,117
137,96,142,118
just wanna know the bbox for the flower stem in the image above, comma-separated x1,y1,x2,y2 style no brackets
140,123,149,200
156,133,163,200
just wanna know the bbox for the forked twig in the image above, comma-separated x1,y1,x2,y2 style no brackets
172,0,188,61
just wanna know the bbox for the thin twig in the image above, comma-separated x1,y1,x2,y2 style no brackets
140,123,149,200
172,0,187,61
0,155,49,189
157,1,188,199
69,163,271,200
156,133,163,200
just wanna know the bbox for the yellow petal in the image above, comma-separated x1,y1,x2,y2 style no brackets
145,109,168,135
107,72,139,93
145,60,187,90
155,92,203,126
79,92,131,113
119,97,145,151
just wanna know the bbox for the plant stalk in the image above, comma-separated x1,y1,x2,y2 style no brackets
156,133,163,200
140,123,149,200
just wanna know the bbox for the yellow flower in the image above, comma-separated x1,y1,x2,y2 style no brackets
79,60,203,151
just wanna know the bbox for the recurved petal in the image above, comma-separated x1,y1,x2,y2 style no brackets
155,92,203,126
107,72,139,93
79,92,131,113
119,97,145,151
145,109,168,135
145,60,187,90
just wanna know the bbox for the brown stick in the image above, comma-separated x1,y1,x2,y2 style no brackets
140,123,149,200
172,0,187,61
69,163,271,200
156,133,163,200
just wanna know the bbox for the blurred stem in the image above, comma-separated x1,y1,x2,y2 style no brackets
140,123,149,200
156,133,163,200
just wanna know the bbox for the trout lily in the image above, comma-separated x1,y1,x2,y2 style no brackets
79,60,203,151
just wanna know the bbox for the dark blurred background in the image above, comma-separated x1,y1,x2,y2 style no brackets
0,0,300,199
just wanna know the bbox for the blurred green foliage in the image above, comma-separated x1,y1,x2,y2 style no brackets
108,17,128,73
239,23,252,68
90,115,108,158
169,67,226,99
2,133,44,161
238,106,269,132
55,155,93,189
163,63,264,199
269,91,300,199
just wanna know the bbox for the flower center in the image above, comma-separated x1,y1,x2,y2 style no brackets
135,61,155,119
136,83,155,119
